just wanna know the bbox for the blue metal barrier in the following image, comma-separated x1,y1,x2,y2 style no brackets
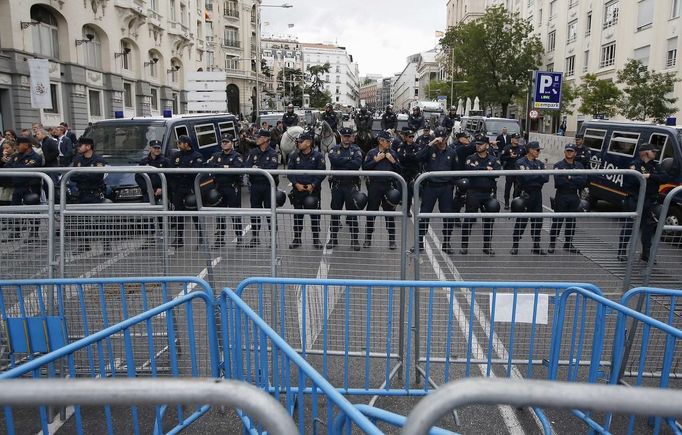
550,286,682,434
220,287,383,435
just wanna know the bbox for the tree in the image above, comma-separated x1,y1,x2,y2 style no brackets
577,74,622,118
441,5,544,117
425,80,456,106
306,63,332,108
276,67,304,107
617,59,680,123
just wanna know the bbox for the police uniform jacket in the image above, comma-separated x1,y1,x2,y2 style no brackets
626,158,669,200
575,146,591,169
71,153,107,191
208,149,243,186
416,133,434,148
287,149,326,187
170,149,204,190
500,144,526,170
553,160,587,194
463,152,501,191
322,111,338,131
7,150,43,187
455,142,477,170
354,112,373,131
441,115,456,131
282,112,299,129
381,112,398,130
396,141,425,178
515,157,549,191
408,114,426,132
328,144,363,184
416,145,458,184
363,147,402,176
137,154,170,190
245,146,279,185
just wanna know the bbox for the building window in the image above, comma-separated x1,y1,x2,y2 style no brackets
172,92,179,114
673,0,681,18
547,31,556,52
603,1,619,29
600,42,616,68
549,0,558,19
633,45,650,67
546,63,554,72
565,55,575,77
150,88,159,111
121,42,132,70
224,1,239,17
44,84,59,114
583,50,590,72
169,0,176,21
569,0,578,8
225,55,238,70
667,37,678,68
180,2,187,25
538,8,543,25
586,12,592,36
567,20,578,43
224,26,239,47
88,89,102,117
148,52,159,77
82,26,102,70
30,5,59,58
123,82,133,108
637,0,654,30
150,0,158,10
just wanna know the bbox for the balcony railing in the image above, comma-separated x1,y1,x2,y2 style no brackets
223,39,241,48
224,9,239,18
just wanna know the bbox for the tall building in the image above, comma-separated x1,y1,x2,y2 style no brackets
261,37,303,110
446,0,487,27
0,0,261,133
358,78,379,108
415,49,440,101
380,77,393,109
392,55,419,110
301,43,359,107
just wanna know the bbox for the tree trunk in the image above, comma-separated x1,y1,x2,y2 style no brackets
501,102,509,117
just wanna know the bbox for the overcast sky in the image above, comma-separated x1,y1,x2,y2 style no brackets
261,1,446,77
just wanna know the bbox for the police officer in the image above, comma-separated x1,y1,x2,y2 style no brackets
169,135,205,249
549,144,587,254
511,141,549,255
70,137,108,252
461,136,501,256
282,104,299,130
574,133,592,169
245,129,279,247
414,128,458,254
408,106,426,132
362,130,402,250
500,133,526,209
452,132,475,218
395,127,424,215
441,106,458,134
327,127,363,251
136,140,170,202
617,143,669,262
287,129,326,249
354,106,373,133
416,125,434,148
321,103,339,133
381,104,398,131
208,133,244,248
7,136,43,240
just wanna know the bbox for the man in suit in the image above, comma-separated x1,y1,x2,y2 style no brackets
60,122,78,144
495,127,512,151
54,125,74,167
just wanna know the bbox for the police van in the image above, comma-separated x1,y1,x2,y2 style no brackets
578,120,682,225
460,116,521,142
82,113,239,202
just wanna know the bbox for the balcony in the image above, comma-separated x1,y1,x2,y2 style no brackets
222,39,241,48
224,9,239,19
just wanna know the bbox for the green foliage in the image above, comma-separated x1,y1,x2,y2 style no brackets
577,74,622,118
306,63,332,108
441,5,543,116
539,80,578,117
616,59,680,123
276,66,304,107
425,80,456,106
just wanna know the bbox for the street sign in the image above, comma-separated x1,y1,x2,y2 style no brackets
186,71,227,113
529,109,539,119
533,71,563,110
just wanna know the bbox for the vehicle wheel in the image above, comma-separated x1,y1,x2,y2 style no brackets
662,205,682,246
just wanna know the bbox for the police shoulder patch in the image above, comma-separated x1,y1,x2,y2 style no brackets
96,162,104,167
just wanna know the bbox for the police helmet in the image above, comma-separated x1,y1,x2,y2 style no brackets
22,192,40,205
325,103,333,109
387,104,393,111
577,199,590,212
302,194,319,210
287,103,294,109
276,189,287,207
484,198,501,213
434,127,448,139
510,196,527,213
351,190,368,210
183,193,198,210
202,188,222,207
454,178,469,193
384,188,402,207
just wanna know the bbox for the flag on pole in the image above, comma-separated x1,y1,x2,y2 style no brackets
435,30,445,38
28,58,52,109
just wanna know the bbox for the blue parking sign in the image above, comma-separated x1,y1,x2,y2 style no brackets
533,71,563,110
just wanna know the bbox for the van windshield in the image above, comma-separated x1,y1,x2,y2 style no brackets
83,123,166,164
484,120,521,136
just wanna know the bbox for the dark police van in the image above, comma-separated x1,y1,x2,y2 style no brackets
578,120,682,226
82,113,239,202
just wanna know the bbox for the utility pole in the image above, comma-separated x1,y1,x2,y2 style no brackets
524,70,535,140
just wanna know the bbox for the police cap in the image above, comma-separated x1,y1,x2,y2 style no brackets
376,130,391,141
455,132,468,139
511,133,520,139
527,141,543,150
639,143,658,152
401,126,414,135
149,140,162,148
564,143,577,151
297,130,314,141
177,135,191,144
221,133,234,142
434,127,448,138
475,136,489,144
575,133,584,139
339,127,354,136
256,129,272,138
77,137,95,146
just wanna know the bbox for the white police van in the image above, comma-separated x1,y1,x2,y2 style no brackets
460,116,521,142
578,120,682,226
82,113,239,202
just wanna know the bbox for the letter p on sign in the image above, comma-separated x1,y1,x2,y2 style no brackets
539,75,553,94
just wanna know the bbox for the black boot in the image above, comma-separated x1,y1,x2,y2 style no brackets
326,235,338,249
351,238,360,251
248,232,260,248
510,241,519,255
483,243,495,256
531,243,547,255
312,234,322,249
548,240,556,254
363,233,372,248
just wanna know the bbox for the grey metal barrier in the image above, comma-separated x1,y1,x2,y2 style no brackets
401,378,682,435
0,378,297,435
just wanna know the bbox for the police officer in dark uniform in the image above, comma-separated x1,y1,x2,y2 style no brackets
452,132,475,218
461,136,501,255
381,105,398,131
70,137,108,252
549,144,587,254
208,133,244,248
362,130,402,250
408,106,426,132
574,133,592,169
441,106,458,134
416,126,434,148
321,103,339,132
136,140,170,202
395,127,424,215
354,106,373,133
327,127,364,251
617,143,669,262
414,128,458,253
169,135,204,249
500,133,526,209
511,141,549,255
282,104,299,131
245,129,280,247
287,129,326,249
7,136,43,239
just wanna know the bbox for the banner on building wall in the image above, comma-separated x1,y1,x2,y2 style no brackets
28,59,52,109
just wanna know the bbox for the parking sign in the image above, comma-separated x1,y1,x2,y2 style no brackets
533,71,563,110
